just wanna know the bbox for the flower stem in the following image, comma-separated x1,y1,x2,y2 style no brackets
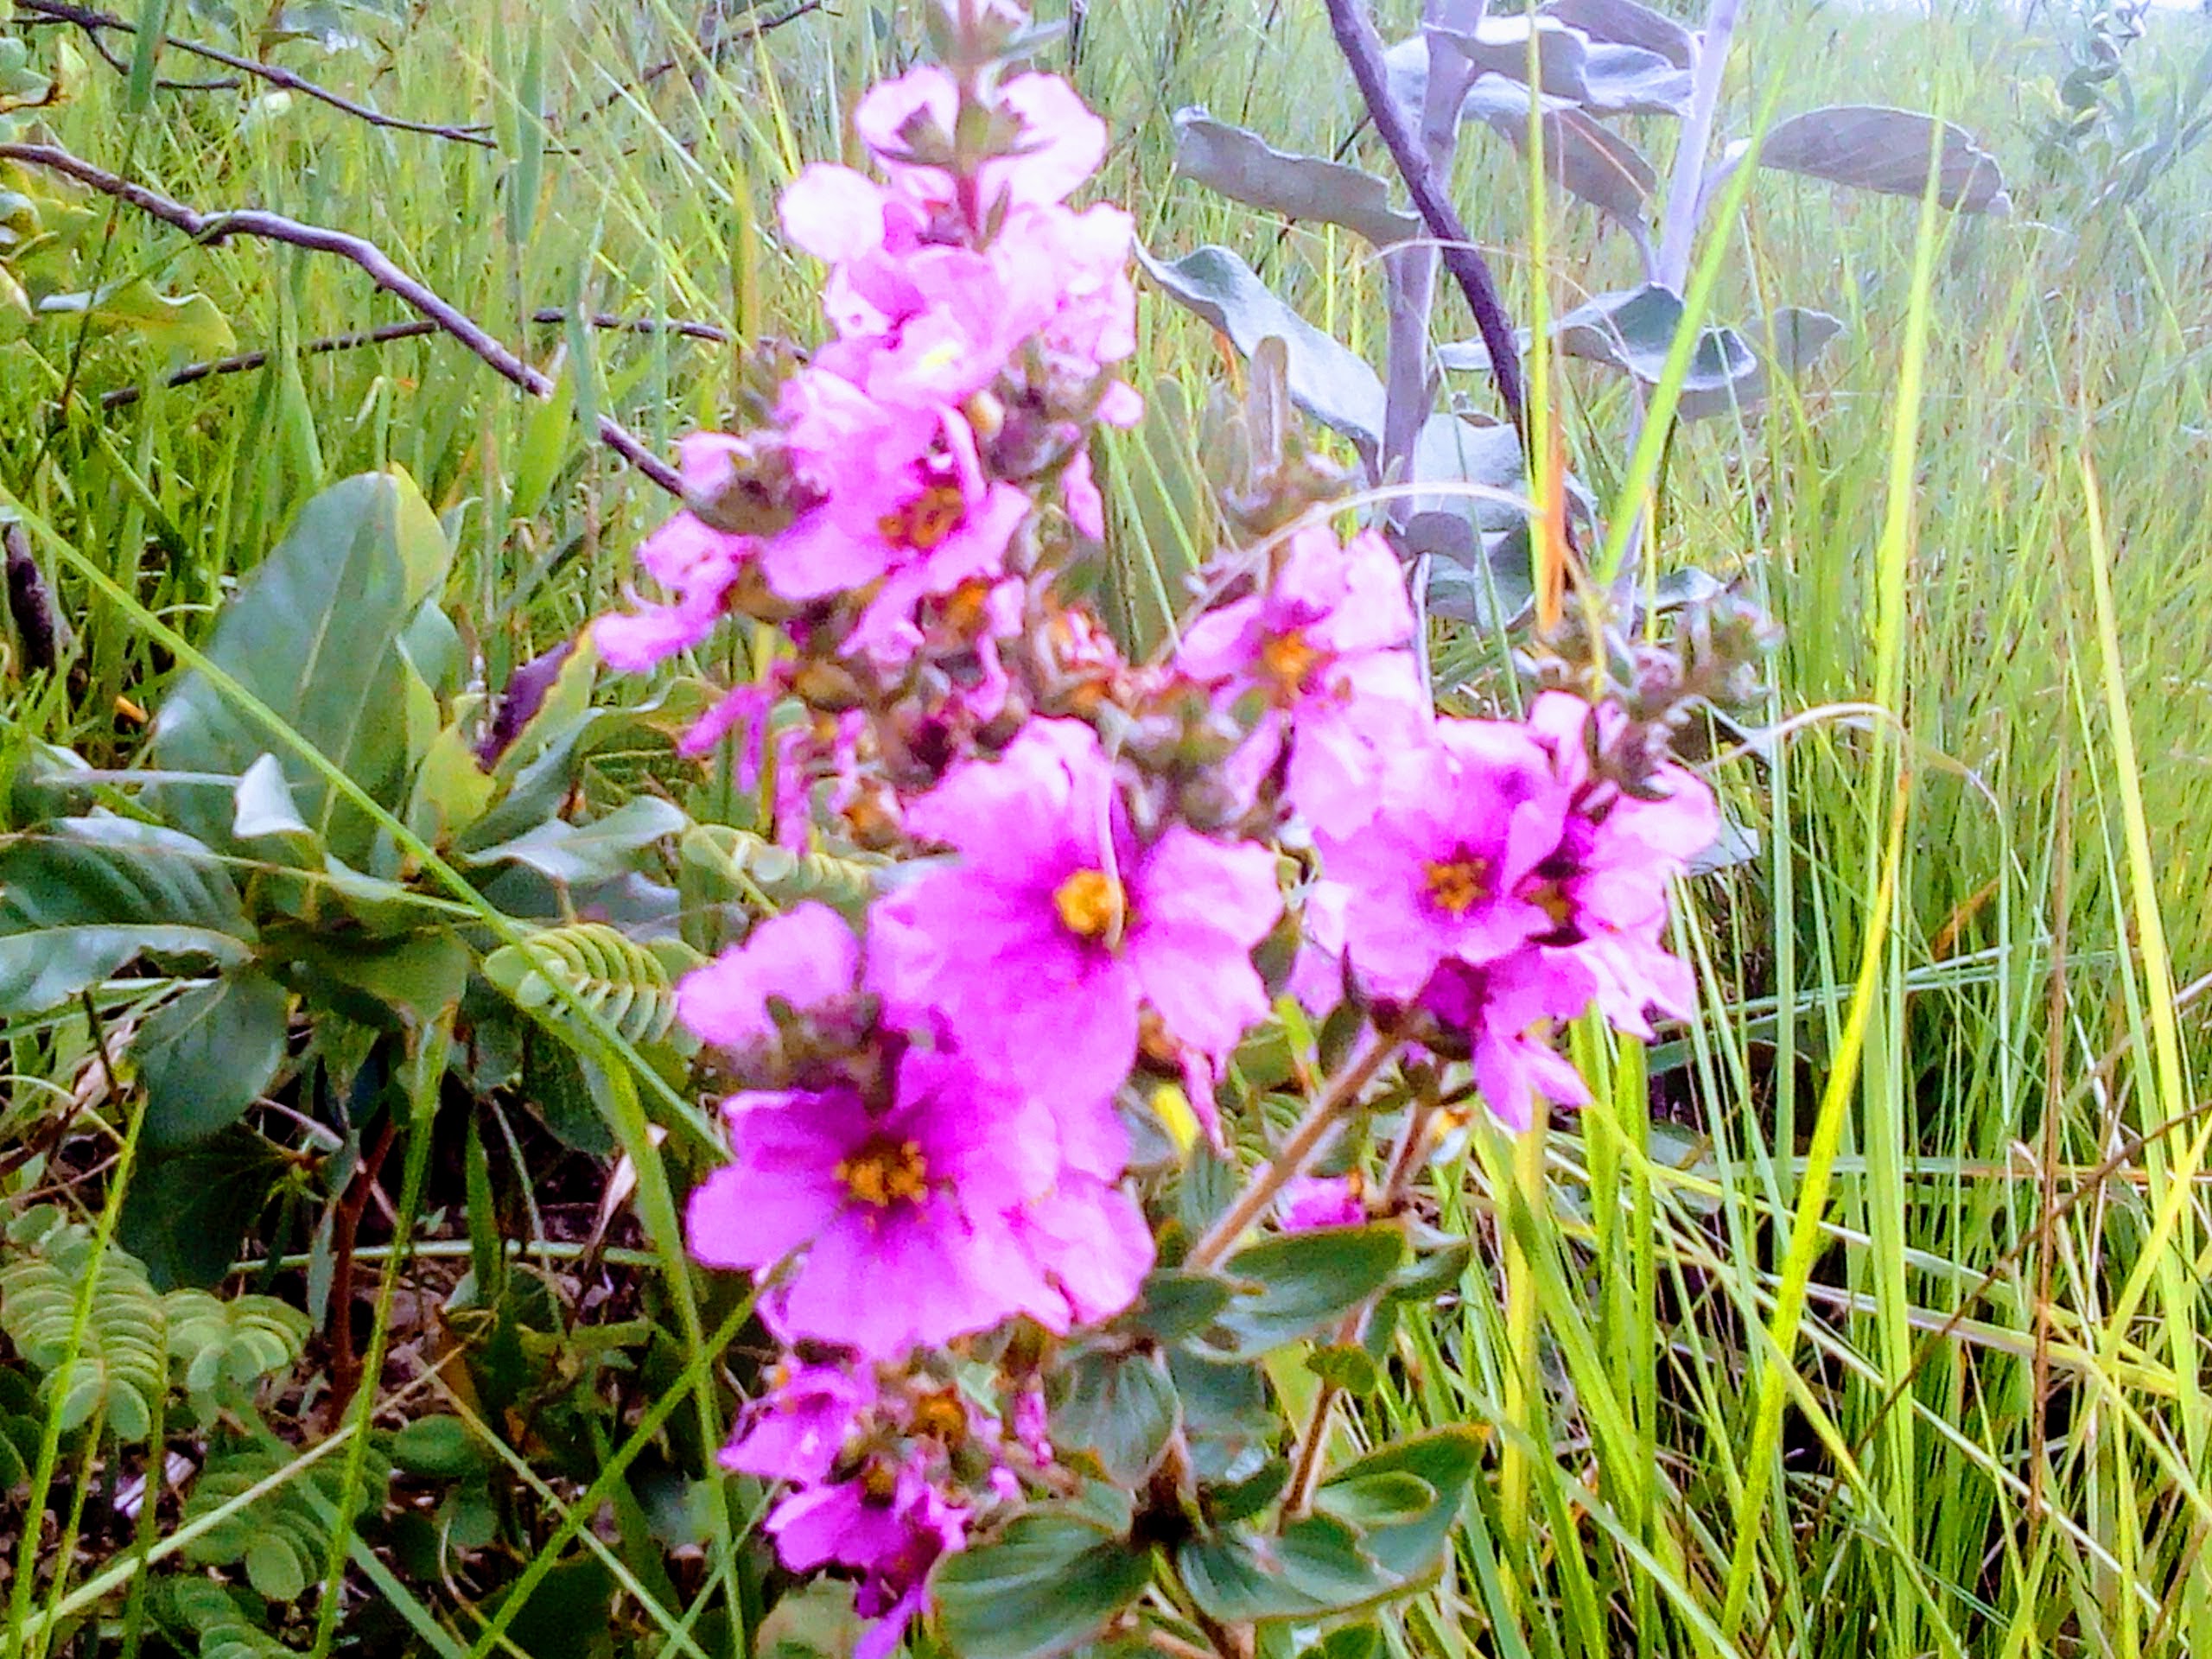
1185,1024,1407,1271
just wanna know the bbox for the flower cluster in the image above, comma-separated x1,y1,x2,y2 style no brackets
594,5,1719,1649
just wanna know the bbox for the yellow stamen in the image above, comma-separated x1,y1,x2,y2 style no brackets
1052,868,1126,939
1425,855,1493,916
877,482,969,550
909,1389,969,1446
1528,879,1575,929
834,1136,930,1209
1258,629,1325,698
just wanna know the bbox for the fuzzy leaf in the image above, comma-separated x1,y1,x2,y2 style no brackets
1539,0,1695,70
1173,110,1420,247
1051,1349,1179,1484
931,1511,1154,1659
1432,16,1692,114
1136,244,1386,447
1201,1224,1406,1357
1751,105,2011,213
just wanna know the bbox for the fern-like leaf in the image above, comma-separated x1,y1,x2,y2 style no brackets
163,1289,312,1398
0,1206,168,1441
181,1436,391,1603
149,1575,295,1659
683,823,885,913
482,921,701,1046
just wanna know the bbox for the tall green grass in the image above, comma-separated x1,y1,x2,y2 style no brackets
7,0,2212,1653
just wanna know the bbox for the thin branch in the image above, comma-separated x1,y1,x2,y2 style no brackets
578,0,827,124
96,308,730,411
1321,0,1526,433
0,142,685,495
1185,1024,1407,1272
13,0,495,146
20,13,240,90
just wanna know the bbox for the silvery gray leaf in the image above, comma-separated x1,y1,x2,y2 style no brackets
1749,305,1847,378
1172,109,1421,249
1424,524,1536,629
1755,105,2012,213
1538,0,1696,71
1411,413,1531,531
1135,244,1387,446
1431,16,1693,115
1462,78,1658,232
1554,284,1761,418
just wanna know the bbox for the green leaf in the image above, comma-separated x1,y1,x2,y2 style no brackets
1117,1270,1235,1344
135,969,291,1149
464,796,688,886
404,723,498,848
1317,1629,1384,1659
932,1512,1154,1659
391,1414,493,1479
0,816,253,1014
149,469,455,864
1135,244,1385,447
1179,1513,1394,1624
162,1288,311,1395
182,1435,391,1603
1051,1349,1179,1484
1202,1225,1406,1357
1751,105,2011,213
1312,1470,1434,1529
232,753,315,850
1305,1344,1382,1398
0,1211,168,1442
39,277,238,356
483,921,700,1047
1199,1457,1290,1528
1318,1427,1482,1586
120,1128,288,1289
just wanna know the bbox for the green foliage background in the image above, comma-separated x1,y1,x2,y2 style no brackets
5,0,2212,1656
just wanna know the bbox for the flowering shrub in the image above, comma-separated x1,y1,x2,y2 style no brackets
596,5,1722,1654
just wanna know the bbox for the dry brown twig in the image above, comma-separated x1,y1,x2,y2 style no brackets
96,308,731,411
14,0,496,144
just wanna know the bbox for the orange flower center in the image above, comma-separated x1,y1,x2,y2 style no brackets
835,1135,930,1209
1425,855,1494,916
908,1389,970,1446
1052,868,1126,939
1258,628,1325,698
878,482,969,550
1528,878,1575,929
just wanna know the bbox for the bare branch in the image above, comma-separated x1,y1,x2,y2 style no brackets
14,0,495,146
0,142,685,495
577,0,826,124
1320,0,1526,433
95,308,732,411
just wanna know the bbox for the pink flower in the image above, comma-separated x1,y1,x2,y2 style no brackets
1177,526,1427,835
766,1453,967,1659
677,903,861,1051
1419,960,1592,1132
597,434,756,672
1511,692,1715,1035
1011,1171,1154,1327
720,1357,876,1484
762,375,1029,664
854,67,1106,215
1278,1176,1365,1231
686,1048,1059,1359
1315,718,1569,999
872,719,1282,1127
